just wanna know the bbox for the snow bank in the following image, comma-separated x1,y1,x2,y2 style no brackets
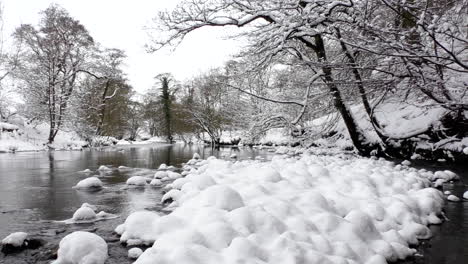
1,232,28,247
117,155,445,264
52,231,108,264
73,177,103,189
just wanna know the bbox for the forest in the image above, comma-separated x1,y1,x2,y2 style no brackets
0,1,466,162
0,1,468,264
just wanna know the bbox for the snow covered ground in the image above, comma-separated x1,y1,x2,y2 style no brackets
0,120,87,152
309,101,468,155
116,154,446,264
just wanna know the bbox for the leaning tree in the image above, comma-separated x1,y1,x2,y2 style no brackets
148,0,378,154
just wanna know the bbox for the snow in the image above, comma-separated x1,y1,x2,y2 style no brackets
1,232,28,247
463,147,468,154
154,171,168,179
0,120,87,152
150,179,163,186
401,160,411,166
447,195,460,202
73,177,103,189
463,191,468,199
0,122,19,131
62,204,117,224
193,153,201,160
159,163,168,170
98,165,112,171
72,207,97,221
126,176,148,186
117,155,445,264
52,231,108,264
128,247,143,259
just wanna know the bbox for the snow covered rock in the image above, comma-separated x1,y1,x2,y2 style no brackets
150,179,163,186
154,171,168,179
73,177,103,189
79,169,93,173
2,232,28,247
98,165,112,171
158,163,168,170
463,147,468,155
128,247,143,259
167,171,182,180
230,153,237,159
115,211,161,246
193,153,201,160
401,160,411,166
72,207,97,221
117,155,446,264
52,231,108,264
447,195,460,202
126,176,147,186
444,191,451,195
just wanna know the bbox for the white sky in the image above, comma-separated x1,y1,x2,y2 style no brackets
2,0,241,93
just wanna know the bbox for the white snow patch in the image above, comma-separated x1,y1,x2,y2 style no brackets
118,155,445,264
463,191,468,200
1,232,28,247
154,171,168,179
128,247,143,259
463,147,468,155
126,176,148,186
73,177,103,189
52,231,108,264
98,165,112,171
447,195,460,202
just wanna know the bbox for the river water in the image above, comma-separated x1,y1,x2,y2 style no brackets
0,144,466,263
0,143,272,263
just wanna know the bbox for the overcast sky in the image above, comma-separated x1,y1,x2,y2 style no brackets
2,0,241,93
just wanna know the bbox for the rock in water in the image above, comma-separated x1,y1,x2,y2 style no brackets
52,231,108,264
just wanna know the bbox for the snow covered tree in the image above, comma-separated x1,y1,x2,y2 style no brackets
149,0,377,154
13,5,94,143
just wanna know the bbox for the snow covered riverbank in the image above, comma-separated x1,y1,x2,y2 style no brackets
116,154,446,264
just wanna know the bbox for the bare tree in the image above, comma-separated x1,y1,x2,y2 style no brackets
13,4,94,143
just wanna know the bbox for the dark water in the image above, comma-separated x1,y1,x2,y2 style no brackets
0,143,272,263
399,161,468,264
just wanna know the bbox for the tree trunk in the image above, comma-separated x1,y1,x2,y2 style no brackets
314,34,374,155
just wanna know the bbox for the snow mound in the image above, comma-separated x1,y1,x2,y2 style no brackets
61,204,117,224
154,171,168,179
464,191,468,200
447,195,460,202
2,232,28,247
159,163,168,170
126,176,148,186
98,165,112,171
463,147,468,155
118,155,445,264
52,231,108,264
115,211,161,246
73,177,103,189
73,207,97,221
128,247,143,259
150,179,163,186
193,153,201,160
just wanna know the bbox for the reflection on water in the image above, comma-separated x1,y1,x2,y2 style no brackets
0,143,272,238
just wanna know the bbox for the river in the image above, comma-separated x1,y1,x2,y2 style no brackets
0,144,466,263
